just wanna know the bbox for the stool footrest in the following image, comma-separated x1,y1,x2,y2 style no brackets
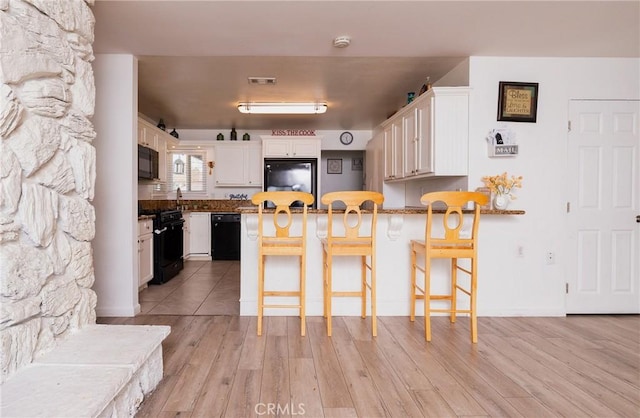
264,291,300,296
264,304,302,309
332,291,363,297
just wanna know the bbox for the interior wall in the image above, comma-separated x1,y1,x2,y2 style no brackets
468,56,639,315
93,54,140,316
319,150,365,207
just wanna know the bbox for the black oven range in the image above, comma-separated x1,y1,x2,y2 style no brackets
141,209,184,284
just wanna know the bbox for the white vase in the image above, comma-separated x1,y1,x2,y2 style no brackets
493,194,510,210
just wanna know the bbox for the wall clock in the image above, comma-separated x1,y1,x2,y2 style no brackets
340,131,353,145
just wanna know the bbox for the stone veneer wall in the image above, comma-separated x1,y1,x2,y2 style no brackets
0,0,97,383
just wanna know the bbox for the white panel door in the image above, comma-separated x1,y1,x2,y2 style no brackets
567,100,639,313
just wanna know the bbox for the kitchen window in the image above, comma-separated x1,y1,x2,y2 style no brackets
155,150,207,196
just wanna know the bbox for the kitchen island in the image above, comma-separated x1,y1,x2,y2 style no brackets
239,207,525,317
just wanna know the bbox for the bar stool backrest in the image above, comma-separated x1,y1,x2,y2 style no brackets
420,191,489,249
321,191,384,244
251,191,315,241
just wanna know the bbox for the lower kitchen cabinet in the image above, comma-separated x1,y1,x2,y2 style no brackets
188,212,211,258
183,213,191,258
137,219,154,286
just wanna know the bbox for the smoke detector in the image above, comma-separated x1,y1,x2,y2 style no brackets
333,36,351,48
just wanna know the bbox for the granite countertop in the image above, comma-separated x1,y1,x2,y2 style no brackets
137,214,156,220
236,206,526,215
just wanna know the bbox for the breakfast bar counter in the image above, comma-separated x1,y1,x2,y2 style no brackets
238,206,525,318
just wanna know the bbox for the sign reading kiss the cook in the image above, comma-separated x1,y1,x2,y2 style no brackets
271,129,316,136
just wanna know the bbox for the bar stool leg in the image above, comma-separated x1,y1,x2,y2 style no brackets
258,254,264,336
300,253,306,337
361,256,366,319
322,247,328,318
470,257,478,343
326,252,333,337
410,245,416,322
424,255,432,342
450,258,458,323
370,254,377,337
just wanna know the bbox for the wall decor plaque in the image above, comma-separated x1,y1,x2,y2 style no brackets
497,81,539,123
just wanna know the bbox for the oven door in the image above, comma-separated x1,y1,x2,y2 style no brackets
157,219,184,266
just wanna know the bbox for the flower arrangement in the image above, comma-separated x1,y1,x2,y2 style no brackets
482,172,523,199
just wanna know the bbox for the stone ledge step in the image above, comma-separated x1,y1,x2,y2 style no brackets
0,324,171,418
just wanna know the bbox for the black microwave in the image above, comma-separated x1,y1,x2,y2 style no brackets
138,144,159,180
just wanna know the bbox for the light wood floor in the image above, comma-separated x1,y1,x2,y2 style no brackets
100,261,640,417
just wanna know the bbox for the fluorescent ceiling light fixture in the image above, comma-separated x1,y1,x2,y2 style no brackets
237,102,327,114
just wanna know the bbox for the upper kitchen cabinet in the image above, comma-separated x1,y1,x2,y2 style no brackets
384,87,470,181
214,142,262,187
383,120,403,181
262,136,321,158
138,117,178,183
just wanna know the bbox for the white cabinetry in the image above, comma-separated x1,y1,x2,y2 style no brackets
214,142,262,187
137,219,154,287
188,212,211,258
137,119,159,150
183,213,191,259
384,87,469,181
383,119,403,181
262,136,321,158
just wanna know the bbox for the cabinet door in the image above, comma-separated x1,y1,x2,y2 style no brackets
183,214,191,258
138,233,153,286
383,124,394,180
392,120,404,179
189,213,211,255
263,139,291,157
247,145,262,186
215,145,247,185
365,132,384,192
291,140,319,157
403,109,417,177
137,123,148,146
156,133,167,182
415,96,434,174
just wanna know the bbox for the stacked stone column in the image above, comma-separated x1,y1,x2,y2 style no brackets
0,0,97,382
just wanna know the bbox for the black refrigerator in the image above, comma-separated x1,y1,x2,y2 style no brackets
264,158,317,208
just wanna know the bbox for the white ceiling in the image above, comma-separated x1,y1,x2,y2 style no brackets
92,0,640,131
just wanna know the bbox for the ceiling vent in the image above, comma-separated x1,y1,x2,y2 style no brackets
248,77,276,85
333,36,351,48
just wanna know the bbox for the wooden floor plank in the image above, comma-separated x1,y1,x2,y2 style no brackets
162,316,229,413
306,319,355,409
289,358,324,417
190,319,250,417
330,318,389,417
259,336,291,417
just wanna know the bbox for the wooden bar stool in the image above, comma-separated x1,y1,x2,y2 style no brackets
251,191,314,336
410,191,488,343
320,191,384,337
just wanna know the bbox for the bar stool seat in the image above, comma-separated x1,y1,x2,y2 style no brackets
320,191,384,337
410,191,488,343
251,191,314,336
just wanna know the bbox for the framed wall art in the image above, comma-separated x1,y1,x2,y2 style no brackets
497,81,539,123
327,158,342,174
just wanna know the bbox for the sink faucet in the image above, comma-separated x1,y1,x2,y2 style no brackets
176,187,183,209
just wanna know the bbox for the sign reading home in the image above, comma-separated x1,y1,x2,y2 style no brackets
272,129,316,136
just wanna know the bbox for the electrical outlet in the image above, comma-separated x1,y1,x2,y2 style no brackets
546,252,555,264
516,245,524,257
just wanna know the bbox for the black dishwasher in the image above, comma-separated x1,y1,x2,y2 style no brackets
211,213,241,260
